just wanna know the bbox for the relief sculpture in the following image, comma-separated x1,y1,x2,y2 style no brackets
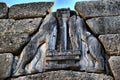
75,16,105,72
13,8,106,76
13,13,58,76
45,8,81,70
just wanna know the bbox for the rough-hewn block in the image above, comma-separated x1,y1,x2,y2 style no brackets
99,34,120,55
11,70,113,80
12,18,42,35
9,2,54,19
0,2,8,18
0,33,29,54
75,0,120,18
0,18,42,54
86,16,120,35
109,56,120,80
0,53,13,79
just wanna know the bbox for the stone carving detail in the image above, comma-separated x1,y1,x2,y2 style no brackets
13,8,106,77
69,15,105,73
45,8,81,70
75,16,105,72
13,13,57,76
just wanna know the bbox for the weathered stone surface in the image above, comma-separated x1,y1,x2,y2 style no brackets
0,18,42,54
11,70,113,80
12,13,57,76
0,33,29,54
109,56,120,80
46,55,80,61
0,53,13,79
86,16,120,34
45,63,79,70
0,19,14,34
11,73,42,80
0,2,8,18
75,0,120,18
9,2,54,19
99,34,120,55
12,18,42,35
45,51,80,71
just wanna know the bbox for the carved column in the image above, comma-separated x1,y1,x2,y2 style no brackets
56,8,70,51
45,9,81,71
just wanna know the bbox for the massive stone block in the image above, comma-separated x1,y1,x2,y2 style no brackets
109,56,120,80
12,18,42,35
9,2,54,19
99,34,120,56
0,2,8,18
0,33,29,54
0,53,13,79
0,18,42,54
86,16,120,35
11,70,113,80
75,0,120,18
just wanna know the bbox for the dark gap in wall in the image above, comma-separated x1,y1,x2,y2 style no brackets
70,10,77,17
5,7,9,19
12,16,46,20
66,20,72,50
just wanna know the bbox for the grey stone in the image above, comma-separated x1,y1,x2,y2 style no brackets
99,34,120,55
9,2,54,19
0,2,8,18
0,53,13,79
70,16,105,73
45,63,80,70
86,16,120,35
56,8,70,51
13,14,57,76
0,19,15,34
46,52,80,71
75,0,120,18
0,18,42,54
12,18,42,35
11,70,113,80
11,73,42,80
0,33,29,54
46,55,80,61
109,56,120,80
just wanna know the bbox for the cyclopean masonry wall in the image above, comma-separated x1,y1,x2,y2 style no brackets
0,0,119,80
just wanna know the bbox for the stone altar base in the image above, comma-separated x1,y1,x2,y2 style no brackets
45,51,80,71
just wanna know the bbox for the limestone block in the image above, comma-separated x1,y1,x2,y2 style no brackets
0,19,14,34
75,0,120,18
11,70,113,80
0,2,8,18
0,53,13,79
99,34,120,55
12,18,42,35
109,56,120,80
86,16,120,35
0,33,29,54
0,18,42,54
9,2,54,19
